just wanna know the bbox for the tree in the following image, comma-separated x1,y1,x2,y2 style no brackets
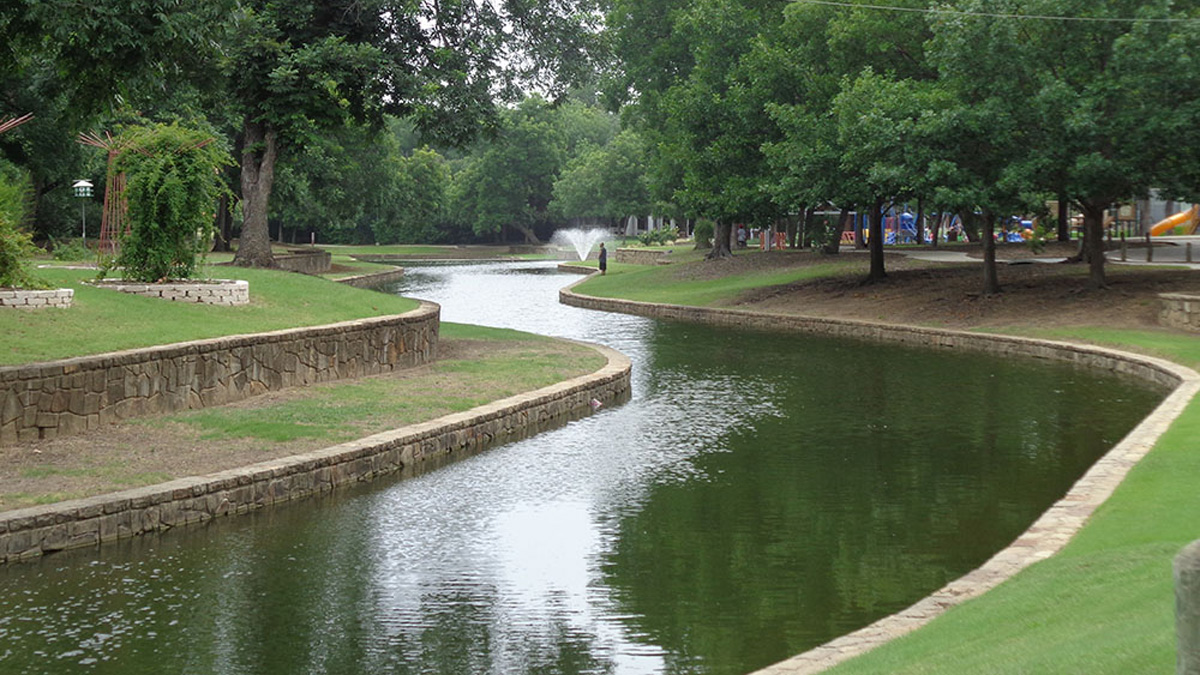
551,129,651,226
447,98,566,243
833,70,944,282
1,0,232,239
228,0,604,266
376,147,450,244
931,0,1200,289
112,123,232,282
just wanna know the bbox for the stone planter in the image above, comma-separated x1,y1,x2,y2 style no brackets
91,278,249,306
0,288,74,309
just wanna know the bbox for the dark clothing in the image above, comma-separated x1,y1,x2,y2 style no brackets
598,247,607,271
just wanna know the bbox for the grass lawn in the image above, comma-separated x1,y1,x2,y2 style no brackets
0,264,418,365
573,255,859,307
571,256,1200,674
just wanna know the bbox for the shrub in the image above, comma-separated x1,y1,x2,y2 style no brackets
636,225,680,247
0,170,46,289
50,237,92,262
112,123,232,282
693,220,714,248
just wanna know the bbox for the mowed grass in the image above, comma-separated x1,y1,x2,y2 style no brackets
0,265,419,365
568,258,1200,674
572,255,858,307
163,322,603,445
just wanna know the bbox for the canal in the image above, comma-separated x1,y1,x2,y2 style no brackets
0,261,1162,674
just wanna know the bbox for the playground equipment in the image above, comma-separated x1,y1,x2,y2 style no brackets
1150,205,1200,236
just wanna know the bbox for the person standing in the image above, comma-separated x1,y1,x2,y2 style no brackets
598,242,608,275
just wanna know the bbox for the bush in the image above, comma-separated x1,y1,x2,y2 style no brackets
0,170,46,289
112,123,232,282
50,237,92,262
637,225,680,247
693,220,714,248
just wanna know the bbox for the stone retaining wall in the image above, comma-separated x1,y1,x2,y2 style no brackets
91,279,250,306
275,248,332,275
0,341,631,563
560,276,1200,675
336,266,405,288
557,262,594,275
1160,293,1200,331
0,302,440,445
0,288,73,309
614,247,671,265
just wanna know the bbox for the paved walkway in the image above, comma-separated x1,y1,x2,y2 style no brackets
893,236,1200,269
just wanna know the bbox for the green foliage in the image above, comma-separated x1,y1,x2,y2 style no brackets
374,147,450,244
113,123,232,281
637,225,680,246
0,169,47,289
50,237,92,261
692,219,714,247
552,129,651,222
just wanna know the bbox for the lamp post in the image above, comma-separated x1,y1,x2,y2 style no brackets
72,179,93,242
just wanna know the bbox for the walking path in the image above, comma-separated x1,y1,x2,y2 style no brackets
894,236,1200,269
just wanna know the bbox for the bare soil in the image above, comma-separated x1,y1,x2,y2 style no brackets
700,243,1200,331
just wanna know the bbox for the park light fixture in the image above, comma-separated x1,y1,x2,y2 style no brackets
72,179,93,241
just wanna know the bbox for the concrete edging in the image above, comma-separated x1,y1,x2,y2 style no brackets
0,339,631,563
560,274,1200,675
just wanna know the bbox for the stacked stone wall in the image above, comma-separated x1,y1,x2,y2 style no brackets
275,249,332,275
336,266,405,288
91,279,250,306
1160,293,1200,331
613,248,671,265
0,302,439,445
0,342,630,562
0,289,73,309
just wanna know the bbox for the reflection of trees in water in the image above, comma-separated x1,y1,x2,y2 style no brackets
607,322,1160,674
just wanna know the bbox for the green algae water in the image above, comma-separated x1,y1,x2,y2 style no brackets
0,262,1162,675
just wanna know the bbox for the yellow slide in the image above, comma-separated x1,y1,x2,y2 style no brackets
1150,204,1200,236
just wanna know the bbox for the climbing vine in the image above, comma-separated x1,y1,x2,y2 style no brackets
112,123,232,282
0,168,45,289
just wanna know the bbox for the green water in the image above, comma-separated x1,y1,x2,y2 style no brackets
0,263,1164,675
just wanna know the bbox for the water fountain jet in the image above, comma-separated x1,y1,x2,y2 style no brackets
551,228,611,261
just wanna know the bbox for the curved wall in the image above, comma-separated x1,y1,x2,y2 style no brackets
0,341,630,563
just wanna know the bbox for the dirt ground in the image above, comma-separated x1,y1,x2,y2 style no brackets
691,242,1200,331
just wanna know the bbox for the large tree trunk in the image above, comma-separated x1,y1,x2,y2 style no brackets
708,220,733,259
867,197,886,282
212,193,232,252
915,198,925,246
233,120,278,268
512,223,542,245
1079,200,1109,289
1057,193,1070,242
982,210,1001,295
824,208,849,254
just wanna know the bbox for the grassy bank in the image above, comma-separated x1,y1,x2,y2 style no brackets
571,253,1200,674
0,321,606,511
0,265,419,365
572,253,861,307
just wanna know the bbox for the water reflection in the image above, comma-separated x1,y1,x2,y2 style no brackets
0,261,1162,675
